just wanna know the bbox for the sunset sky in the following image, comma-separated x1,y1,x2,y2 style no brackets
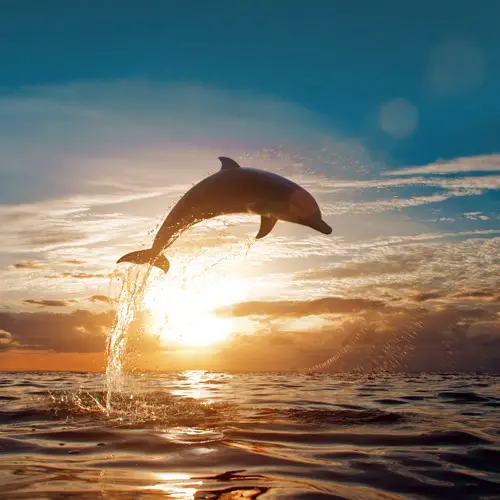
1,1,499,372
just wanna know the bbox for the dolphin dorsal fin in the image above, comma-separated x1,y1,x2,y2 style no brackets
256,215,278,239
219,156,241,170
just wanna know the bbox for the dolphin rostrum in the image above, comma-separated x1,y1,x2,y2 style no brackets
117,157,332,273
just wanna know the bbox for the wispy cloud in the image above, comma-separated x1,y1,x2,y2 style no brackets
22,299,77,307
10,260,48,270
413,288,500,303
384,155,500,176
0,200,154,254
322,189,482,215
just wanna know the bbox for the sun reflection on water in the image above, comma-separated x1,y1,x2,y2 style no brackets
171,370,222,400
148,472,202,499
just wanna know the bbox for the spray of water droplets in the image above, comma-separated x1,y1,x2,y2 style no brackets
104,219,257,411
105,265,153,410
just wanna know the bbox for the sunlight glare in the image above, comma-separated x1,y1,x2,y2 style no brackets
143,265,249,347
148,472,201,498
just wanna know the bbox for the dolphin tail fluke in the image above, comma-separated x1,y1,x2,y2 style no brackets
117,249,170,274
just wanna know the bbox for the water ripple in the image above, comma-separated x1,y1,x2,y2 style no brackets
0,371,499,499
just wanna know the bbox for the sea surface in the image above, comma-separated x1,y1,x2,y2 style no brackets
0,371,499,499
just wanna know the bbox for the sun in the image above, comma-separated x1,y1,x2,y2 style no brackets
142,266,249,347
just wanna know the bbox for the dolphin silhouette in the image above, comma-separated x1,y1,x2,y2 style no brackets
117,157,332,273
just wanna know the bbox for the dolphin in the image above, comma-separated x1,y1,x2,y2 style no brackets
117,157,332,273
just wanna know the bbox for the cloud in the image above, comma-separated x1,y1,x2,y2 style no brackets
297,252,428,281
296,236,500,291
300,155,500,217
412,291,445,302
464,212,490,221
0,199,155,254
88,295,113,304
466,320,500,339
322,192,471,215
1,294,500,372
0,309,159,354
212,301,500,373
10,260,48,270
0,329,12,345
452,289,499,300
218,296,386,318
0,309,111,353
170,302,500,372
314,178,500,218
413,288,500,303
321,180,497,215
0,310,111,352
22,299,77,307
384,154,500,176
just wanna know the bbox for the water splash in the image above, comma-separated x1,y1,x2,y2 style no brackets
47,388,230,428
105,265,153,409
105,226,256,407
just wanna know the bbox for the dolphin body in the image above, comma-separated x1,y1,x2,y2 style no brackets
117,157,332,273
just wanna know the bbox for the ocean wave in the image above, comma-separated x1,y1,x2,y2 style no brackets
1,372,499,499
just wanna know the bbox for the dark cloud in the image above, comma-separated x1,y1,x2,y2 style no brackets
23,299,77,307
218,296,386,318
0,309,112,353
452,289,499,300
0,309,160,354
213,300,500,373
1,295,500,372
62,259,87,265
412,288,500,303
413,291,445,302
10,260,48,270
88,295,113,304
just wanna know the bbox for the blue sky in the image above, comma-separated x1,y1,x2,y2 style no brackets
2,0,499,166
1,1,500,371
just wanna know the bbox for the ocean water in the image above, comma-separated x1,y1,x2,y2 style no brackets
1,371,499,499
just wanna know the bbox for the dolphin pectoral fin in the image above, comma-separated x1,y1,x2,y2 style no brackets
218,156,241,170
256,215,278,239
